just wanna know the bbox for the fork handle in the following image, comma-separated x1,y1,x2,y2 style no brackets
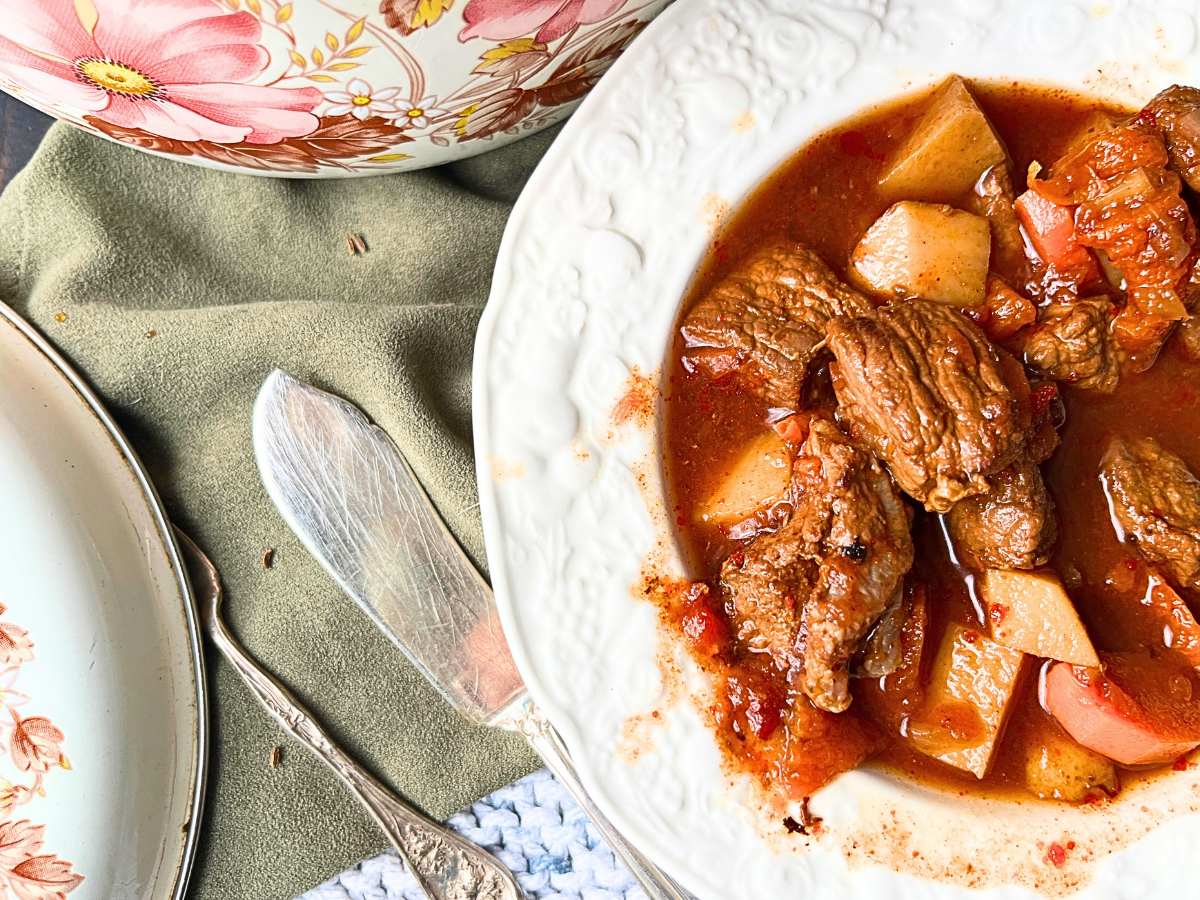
506,701,692,900
207,612,522,900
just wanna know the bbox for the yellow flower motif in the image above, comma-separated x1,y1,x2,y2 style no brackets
395,96,447,129
74,58,161,99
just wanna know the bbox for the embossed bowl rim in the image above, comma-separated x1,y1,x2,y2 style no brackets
475,1,1200,897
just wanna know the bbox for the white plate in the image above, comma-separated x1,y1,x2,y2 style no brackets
476,1,1200,897
0,304,205,899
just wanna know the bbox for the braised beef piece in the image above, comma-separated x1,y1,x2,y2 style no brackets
946,460,1057,570
680,242,872,410
1023,298,1122,393
967,164,1032,291
721,418,913,713
1139,85,1200,194
826,300,1031,512
1101,436,1200,590
721,525,814,673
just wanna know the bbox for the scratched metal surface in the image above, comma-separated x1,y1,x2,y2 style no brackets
252,370,525,724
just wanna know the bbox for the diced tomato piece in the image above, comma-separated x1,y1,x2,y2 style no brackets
772,412,811,446
776,698,882,798
1015,189,1101,285
678,583,730,658
1043,656,1200,766
790,454,823,488
979,276,1037,341
726,669,787,741
1030,382,1059,419
1112,304,1177,354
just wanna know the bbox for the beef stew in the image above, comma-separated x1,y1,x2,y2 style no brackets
662,77,1200,805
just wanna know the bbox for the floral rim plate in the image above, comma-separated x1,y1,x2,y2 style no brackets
475,1,1200,897
0,303,206,899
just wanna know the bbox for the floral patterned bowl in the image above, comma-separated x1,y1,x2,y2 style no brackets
0,0,669,177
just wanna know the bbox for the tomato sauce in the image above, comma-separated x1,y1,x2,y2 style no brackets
661,81,1200,802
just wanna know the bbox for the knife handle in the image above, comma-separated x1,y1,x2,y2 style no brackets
509,702,693,900
176,529,522,900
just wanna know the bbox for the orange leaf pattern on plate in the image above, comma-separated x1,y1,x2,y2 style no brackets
9,854,85,899
9,720,64,775
0,625,32,669
0,609,84,895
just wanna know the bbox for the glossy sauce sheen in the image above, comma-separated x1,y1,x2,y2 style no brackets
664,82,1200,798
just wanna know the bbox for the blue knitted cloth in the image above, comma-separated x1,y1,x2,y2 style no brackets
298,770,644,900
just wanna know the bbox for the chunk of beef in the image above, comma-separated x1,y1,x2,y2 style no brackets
946,460,1057,570
1101,436,1200,590
827,300,1031,512
1023,298,1122,393
794,421,915,711
721,418,913,713
721,523,815,672
967,164,1033,290
680,242,873,409
1139,85,1200,194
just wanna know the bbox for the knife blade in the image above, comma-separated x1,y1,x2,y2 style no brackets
251,370,690,900
251,369,523,725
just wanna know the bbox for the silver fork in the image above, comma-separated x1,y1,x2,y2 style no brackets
173,528,524,900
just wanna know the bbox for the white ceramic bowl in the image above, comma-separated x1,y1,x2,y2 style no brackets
0,0,669,177
475,1,1200,898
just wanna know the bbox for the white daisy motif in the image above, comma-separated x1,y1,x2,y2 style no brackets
395,95,448,130
325,78,400,120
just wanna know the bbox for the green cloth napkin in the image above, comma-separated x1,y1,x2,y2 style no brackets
0,122,556,898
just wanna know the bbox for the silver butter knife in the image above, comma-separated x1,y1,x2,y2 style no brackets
252,370,690,900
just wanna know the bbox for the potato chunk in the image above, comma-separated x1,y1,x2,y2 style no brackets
878,76,1010,202
1021,717,1117,802
698,430,791,525
849,201,991,307
907,624,1025,778
982,569,1100,667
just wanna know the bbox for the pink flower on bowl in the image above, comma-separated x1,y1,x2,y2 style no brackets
460,0,627,43
0,0,670,175
0,0,321,144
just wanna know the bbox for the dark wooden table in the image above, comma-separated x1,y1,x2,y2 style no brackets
0,95,52,192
